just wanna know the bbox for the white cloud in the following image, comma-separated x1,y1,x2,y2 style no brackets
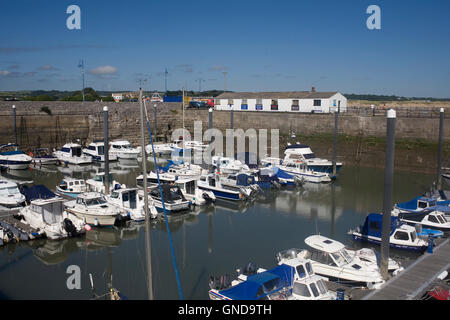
88,65,118,75
38,64,58,71
0,70,10,76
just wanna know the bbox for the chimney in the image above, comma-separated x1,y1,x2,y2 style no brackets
311,86,316,92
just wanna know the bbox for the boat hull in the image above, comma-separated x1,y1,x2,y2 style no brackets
351,232,427,252
198,186,243,201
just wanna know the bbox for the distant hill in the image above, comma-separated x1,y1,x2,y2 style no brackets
0,90,449,102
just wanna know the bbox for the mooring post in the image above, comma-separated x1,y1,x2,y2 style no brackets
332,107,339,177
103,106,110,195
208,108,213,141
12,105,17,145
437,108,444,191
380,109,396,280
230,104,234,129
153,104,157,142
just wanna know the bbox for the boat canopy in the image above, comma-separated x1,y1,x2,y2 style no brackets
273,168,295,180
217,264,294,300
285,144,310,150
396,196,437,211
150,184,186,202
21,185,57,202
236,173,256,186
361,213,401,238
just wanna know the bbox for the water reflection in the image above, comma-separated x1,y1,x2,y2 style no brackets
0,164,438,299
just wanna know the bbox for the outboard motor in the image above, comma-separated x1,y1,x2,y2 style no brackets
209,274,232,290
63,218,77,237
241,262,258,276
202,193,213,203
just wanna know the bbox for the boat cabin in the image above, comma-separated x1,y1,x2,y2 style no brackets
396,196,438,212
76,193,108,206
58,178,85,192
149,185,187,203
110,188,139,209
61,143,83,157
175,178,197,196
86,142,105,156
30,198,65,225
362,213,419,243
304,235,354,268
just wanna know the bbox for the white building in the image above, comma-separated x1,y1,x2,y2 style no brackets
112,93,124,102
214,90,347,113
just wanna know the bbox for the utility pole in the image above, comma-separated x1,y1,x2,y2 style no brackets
164,68,168,94
222,72,227,93
78,60,85,102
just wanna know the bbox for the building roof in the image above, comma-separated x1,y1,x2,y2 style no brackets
215,91,341,100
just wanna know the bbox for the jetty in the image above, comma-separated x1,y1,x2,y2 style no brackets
361,238,450,300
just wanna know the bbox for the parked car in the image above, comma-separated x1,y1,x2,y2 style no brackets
189,101,208,108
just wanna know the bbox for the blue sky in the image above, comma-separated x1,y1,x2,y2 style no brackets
0,0,449,97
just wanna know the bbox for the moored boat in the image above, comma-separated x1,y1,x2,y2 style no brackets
0,143,32,170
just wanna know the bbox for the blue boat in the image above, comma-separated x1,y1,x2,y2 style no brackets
197,173,248,201
349,213,428,252
0,143,32,170
397,210,450,232
208,264,294,300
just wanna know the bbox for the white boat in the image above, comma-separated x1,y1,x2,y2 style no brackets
349,213,429,252
212,156,249,174
64,192,120,227
354,248,404,275
0,143,32,170
136,171,177,188
106,187,158,221
145,184,191,213
144,143,174,156
218,172,260,198
165,163,202,179
31,148,59,166
197,172,249,201
18,185,87,240
82,141,118,162
284,143,342,174
298,235,385,289
55,178,87,198
53,143,92,165
0,180,25,210
277,162,332,183
174,177,216,206
184,140,210,152
276,249,338,300
85,173,124,194
109,140,140,160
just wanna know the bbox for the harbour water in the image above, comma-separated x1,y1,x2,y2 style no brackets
0,159,437,300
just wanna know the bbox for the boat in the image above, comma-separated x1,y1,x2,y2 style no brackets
136,171,177,188
164,163,202,180
82,141,118,162
174,177,216,206
53,143,92,165
349,213,428,252
64,192,121,227
353,247,404,275
184,140,210,152
18,185,87,240
208,264,295,300
212,156,249,174
275,249,338,300
197,172,250,201
170,139,192,157
0,180,25,210
396,210,450,232
109,140,140,160
393,195,450,221
298,235,386,289
145,184,191,213
55,177,87,198
284,143,342,174
31,148,59,166
85,172,123,194
106,187,158,221
0,143,32,170
218,172,260,198
277,161,332,184
144,143,174,156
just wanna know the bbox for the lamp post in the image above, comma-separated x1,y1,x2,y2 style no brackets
12,105,17,145
153,104,157,141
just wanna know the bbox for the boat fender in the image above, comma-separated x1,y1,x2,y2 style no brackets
188,202,193,211
94,218,99,226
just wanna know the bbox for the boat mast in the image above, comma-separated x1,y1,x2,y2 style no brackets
139,84,153,300
182,87,185,163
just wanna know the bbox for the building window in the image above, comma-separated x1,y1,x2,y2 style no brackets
241,99,248,110
271,99,278,110
313,99,322,106
215,99,221,106
291,99,299,111
256,98,263,110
